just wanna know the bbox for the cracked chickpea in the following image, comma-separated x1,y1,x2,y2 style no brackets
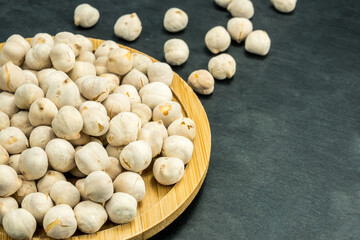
227,17,253,43
31,33,54,48
163,8,188,32
0,62,25,92
100,73,120,93
208,53,236,80
114,13,142,41
77,75,109,102
152,101,182,127
43,204,77,239
227,0,254,18
164,39,189,66
119,140,152,172
168,117,196,140
188,69,215,95
81,107,110,136
245,30,271,56
22,192,54,225
205,26,231,54
74,3,100,28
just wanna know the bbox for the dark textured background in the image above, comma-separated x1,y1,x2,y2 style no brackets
1,0,360,239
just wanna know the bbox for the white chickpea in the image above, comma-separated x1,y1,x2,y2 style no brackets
77,76,109,102
0,92,19,117
114,84,141,104
52,106,83,140
41,70,68,94
12,175,37,204
43,204,77,239
119,140,152,172
106,145,124,159
45,138,76,172
102,93,131,119
99,73,120,93
107,112,141,146
164,39,189,66
46,77,83,109
105,192,137,224
68,61,96,81
142,121,168,140
75,142,110,175
54,32,82,56
7,154,20,174
153,157,185,185
22,70,39,86
122,68,149,90
114,13,142,41
208,53,236,80
94,40,119,58
94,56,109,75
227,17,253,43
0,197,18,225
74,201,108,233
2,208,37,240
205,26,231,54
19,147,48,180
22,192,54,225
245,30,271,56
76,34,94,52
162,135,194,164
74,3,100,28
25,44,52,70
0,165,22,197
31,33,54,48
50,180,80,208
132,53,152,74
147,62,173,86
168,117,196,141
105,157,123,181
131,102,152,126
227,0,254,18
28,98,58,127
50,43,76,72
152,101,182,127
81,108,109,136
114,172,145,202
0,61,25,92
0,127,28,154
37,170,66,194
0,111,10,130
84,171,113,203
108,48,133,76
10,111,33,137
188,69,215,95
14,83,44,109
0,145,9,165
76,51,96,63
29,126,56,149
215,0,233,8
75,179,88,200
271,0,297,13
163,8,188,32
139,82,173,109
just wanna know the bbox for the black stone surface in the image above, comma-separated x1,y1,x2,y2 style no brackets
1,0,360,239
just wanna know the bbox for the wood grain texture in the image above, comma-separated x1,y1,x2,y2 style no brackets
0,38,211,240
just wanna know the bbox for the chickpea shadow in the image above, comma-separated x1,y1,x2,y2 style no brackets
268,5,296,16
244,51,269,61
161,27,187,37
212,1,228,12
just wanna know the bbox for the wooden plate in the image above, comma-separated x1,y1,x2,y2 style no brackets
0,38,211,240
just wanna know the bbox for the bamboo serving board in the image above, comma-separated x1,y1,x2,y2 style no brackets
0,38,211,240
